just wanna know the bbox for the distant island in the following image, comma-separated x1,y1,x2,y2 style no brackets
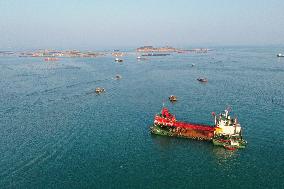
0,46,211,58
136,46,210,53
136,46,177,52
18,49,104,58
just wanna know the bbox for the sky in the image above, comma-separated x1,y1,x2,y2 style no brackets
1,0,284,50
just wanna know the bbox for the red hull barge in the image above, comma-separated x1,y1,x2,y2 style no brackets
152,108,215,140
150,107,247,149
154,116,215,132
154,108,215,131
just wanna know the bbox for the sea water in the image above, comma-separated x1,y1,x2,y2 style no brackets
0,46,283,188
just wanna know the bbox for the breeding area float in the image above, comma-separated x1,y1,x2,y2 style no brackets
150,107,247,150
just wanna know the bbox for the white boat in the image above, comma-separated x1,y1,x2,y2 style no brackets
137,56,147,61
277,53,284,57
115,58,123,62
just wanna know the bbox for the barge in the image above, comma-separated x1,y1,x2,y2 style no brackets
150,107,247,150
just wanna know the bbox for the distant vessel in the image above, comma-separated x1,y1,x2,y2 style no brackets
44,57,59,61
197,77,208,82
169,95,177,102
150,107,247,150
137,56,147,61
115,58,123,62
115,74,122,80
277,53,284,57
95,87,105,94
141,53,170,57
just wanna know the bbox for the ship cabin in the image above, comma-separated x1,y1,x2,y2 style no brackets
214,109,242,137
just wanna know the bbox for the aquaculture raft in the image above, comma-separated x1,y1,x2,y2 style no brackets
150,108,247,150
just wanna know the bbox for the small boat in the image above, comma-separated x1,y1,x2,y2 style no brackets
137,56,147,61
115,75,122,80
223,145,237,151
115,58,123,62
277,53,284,57
44,57,59,61
169,95,177,102
197,77,208,82
95,87,105,94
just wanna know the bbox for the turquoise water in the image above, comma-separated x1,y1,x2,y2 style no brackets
0,47,284,188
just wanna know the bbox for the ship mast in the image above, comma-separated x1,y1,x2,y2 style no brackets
234,117,238,134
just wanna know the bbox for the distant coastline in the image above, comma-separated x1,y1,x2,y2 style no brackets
136,46,210,53
136,46,177,52
0,46,211,58
18,49,104,58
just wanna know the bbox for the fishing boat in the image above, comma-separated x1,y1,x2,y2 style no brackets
115,58,123,62
197,77,208,82
169,95,177,102
150,107,247,149
95,87,105,94
115,74,122,80
277,53,284,57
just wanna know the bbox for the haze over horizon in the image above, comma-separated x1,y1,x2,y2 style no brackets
1,0,284,50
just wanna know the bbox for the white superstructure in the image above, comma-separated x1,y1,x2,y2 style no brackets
214,109,242,136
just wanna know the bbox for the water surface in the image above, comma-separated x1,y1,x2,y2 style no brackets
0,47,284,188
